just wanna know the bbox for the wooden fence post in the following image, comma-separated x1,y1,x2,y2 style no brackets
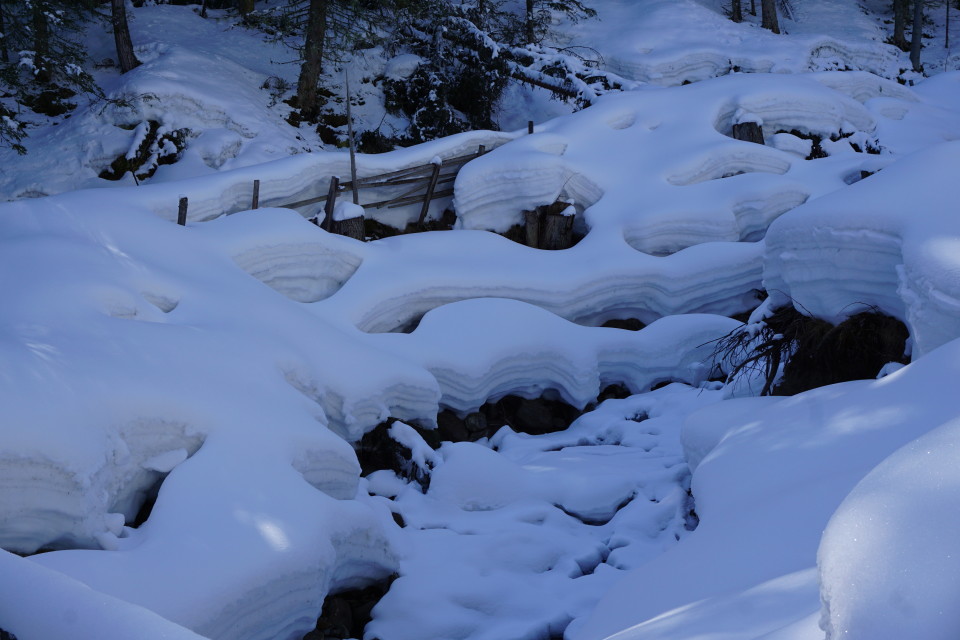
478,144,486,155
251,180,260,209
528,121,534,134
322,176,339,231
523,209,540,248
177,197,188,226
418,161,443,228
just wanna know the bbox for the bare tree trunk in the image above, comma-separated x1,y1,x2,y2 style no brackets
0,0,9,64
32,1,51,83
751,0,757,15
296,0,327,121
111,0,140,73
526,0,535,44
761,0,780,32
893,0,910,50
237,0,254,21
910,0,924,71
731,0,743,22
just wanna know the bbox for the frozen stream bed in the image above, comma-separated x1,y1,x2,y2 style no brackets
362,384,718,640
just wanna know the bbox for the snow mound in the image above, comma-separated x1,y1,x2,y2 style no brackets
315,230,764,332
764,140,960,356
566,0,901,88
572,335,960,640
818,411,960,639
455,72,894,255
368,298,738,412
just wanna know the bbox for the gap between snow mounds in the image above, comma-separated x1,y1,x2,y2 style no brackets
313,228,764,335
363,299,739,419
362,385,721,640
198,208,366,303
454,72,903,257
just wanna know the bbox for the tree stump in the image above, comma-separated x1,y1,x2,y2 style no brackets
732,121,765,145
540,209,575,250
522,201,575,250
331,216,364,240
331,201,365,240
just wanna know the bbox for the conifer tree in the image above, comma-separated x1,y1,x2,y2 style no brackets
0,0,101,153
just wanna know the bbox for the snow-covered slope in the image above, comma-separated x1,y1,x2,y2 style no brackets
4,2,960,640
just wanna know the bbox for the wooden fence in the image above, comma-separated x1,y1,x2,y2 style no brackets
171,124,582,247
175,143,497,238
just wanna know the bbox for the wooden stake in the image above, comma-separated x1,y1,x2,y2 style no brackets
523,209,540,248
418,162,443,228
528,120,534,134
251,179,260,209
478,144,486,155
322,176,339,231
345,73,359,205
177,197,188,226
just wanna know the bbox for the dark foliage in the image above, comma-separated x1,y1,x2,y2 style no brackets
713,304,909,396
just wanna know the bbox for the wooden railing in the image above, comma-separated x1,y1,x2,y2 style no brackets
175,144,492,237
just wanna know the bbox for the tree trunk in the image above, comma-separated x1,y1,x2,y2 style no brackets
237,0,254,20
296,0,327,121
111,0,140,73
731,0,743,22
761,0,780,32
892,0,910,50
526,0,535,44
750,0,757,15
0,0,8,64
31,1,51,83
910,0,924,72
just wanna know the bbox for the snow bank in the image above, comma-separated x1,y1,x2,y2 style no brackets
818,410,960,639
764,141,960,356
455,72,898,256
564,0,901,88
572,336,960,640
0,549,207,640
316,229,763,333
368,299,737,413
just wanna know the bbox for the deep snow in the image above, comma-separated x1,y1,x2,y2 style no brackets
3,1,960,640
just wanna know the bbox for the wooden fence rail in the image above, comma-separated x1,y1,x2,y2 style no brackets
274,144,488,217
